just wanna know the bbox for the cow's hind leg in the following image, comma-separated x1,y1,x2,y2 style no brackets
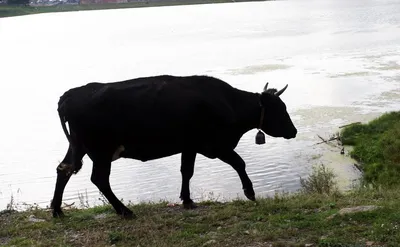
51,144,85,217
180,152,197,209
218,150,256,201
90,160,134,218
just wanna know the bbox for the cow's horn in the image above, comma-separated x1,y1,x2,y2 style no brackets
263,82,269,92
275,84,288,96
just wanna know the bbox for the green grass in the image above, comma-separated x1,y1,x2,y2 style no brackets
2,187,400,247
341,111,400,187
0,0,266,18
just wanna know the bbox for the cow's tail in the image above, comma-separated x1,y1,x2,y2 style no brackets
58,96,72,144
57,94,84,174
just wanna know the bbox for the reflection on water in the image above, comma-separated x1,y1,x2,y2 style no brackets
0,0,400,209
227,64,292,75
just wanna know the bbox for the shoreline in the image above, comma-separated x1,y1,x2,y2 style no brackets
0,0,269,18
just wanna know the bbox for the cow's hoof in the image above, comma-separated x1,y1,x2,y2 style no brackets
244,188,256,201
122,212,136,219
52,209,65,218
120,208,136,219
183,200,198,209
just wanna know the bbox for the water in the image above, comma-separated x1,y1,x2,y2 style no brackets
0,0,399,210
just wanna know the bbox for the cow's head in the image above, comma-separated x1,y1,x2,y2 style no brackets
258,82,297,139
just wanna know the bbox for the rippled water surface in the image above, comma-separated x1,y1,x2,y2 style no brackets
0,0,399,209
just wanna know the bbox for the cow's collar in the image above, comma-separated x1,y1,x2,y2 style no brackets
258,107,265,130
255,94,266,145
256,93,265,130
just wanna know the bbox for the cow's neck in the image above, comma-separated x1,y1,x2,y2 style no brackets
232,90,263,135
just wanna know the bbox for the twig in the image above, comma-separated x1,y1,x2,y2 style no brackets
353,163,363,173
315,135,339,145
62,202,75,209
317,134,326,142
315,137,339,145
339,122,361,128
314,135,340,145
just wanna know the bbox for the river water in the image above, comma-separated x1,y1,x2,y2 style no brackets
0,0,399,210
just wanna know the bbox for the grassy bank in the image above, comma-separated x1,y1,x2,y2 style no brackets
341,111,400,187
0,0,265,18
1,111,399,247
2,187,400,247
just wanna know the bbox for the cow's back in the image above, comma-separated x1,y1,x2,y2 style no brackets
63,75,236,122
60,75,242,159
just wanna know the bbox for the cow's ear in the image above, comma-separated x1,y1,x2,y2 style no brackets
262,88,278,95
260,91,274,106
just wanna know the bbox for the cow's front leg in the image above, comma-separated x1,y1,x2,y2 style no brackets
180,152,197,209
218,150,255,201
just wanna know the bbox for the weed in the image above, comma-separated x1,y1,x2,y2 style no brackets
78,189,90,209
108,231,124,244
300,164,339,195
98,191,110,206
6,194,16,212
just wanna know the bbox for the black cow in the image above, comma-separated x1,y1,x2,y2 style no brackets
51,75,297,218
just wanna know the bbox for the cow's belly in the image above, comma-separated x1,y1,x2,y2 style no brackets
80,125,239,162
118,142,183,162
116,138,237,162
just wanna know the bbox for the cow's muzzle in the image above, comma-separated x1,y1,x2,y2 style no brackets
284,128,297,139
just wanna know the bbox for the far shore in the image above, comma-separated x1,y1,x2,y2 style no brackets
0,0,270,18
